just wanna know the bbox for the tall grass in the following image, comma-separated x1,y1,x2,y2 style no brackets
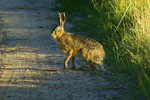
109,0,150,99
54,0,150,99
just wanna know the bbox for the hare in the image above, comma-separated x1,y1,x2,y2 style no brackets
51,12,105,71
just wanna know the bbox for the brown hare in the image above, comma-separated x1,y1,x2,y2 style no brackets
51,12,105,71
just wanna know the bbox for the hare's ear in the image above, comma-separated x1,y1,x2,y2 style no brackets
58,12,66,26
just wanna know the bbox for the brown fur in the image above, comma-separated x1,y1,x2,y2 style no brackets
51,12,105,70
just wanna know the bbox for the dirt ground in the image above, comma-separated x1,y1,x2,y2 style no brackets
0,0,122,100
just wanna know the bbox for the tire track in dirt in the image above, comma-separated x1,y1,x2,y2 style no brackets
0,0,121,100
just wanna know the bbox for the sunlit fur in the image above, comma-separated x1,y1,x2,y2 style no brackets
50,12,105,71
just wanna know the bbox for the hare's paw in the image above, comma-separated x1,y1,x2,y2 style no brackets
71,66,76,70
63,65,68,69
99,66,106,72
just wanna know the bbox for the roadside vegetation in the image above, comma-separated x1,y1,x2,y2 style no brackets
53,0,150,99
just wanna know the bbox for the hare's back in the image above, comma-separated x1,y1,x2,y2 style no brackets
72,34,103,49
57,33,104,54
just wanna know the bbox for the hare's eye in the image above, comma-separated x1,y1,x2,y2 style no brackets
56,29,60,32
55,28,59,31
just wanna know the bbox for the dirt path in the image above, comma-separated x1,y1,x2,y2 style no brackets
0,0,121,100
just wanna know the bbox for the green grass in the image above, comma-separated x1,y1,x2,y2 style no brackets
53,0,150,99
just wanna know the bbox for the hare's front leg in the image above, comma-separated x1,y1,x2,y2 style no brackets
71,56,76,70
64,50,73,69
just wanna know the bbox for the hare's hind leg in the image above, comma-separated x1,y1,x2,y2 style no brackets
64,50,73,69
91,63,106,72
99,65,106,72
71,56,76,70
90,62,98,70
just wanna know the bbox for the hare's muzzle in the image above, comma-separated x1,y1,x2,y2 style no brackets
51,31,57,39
